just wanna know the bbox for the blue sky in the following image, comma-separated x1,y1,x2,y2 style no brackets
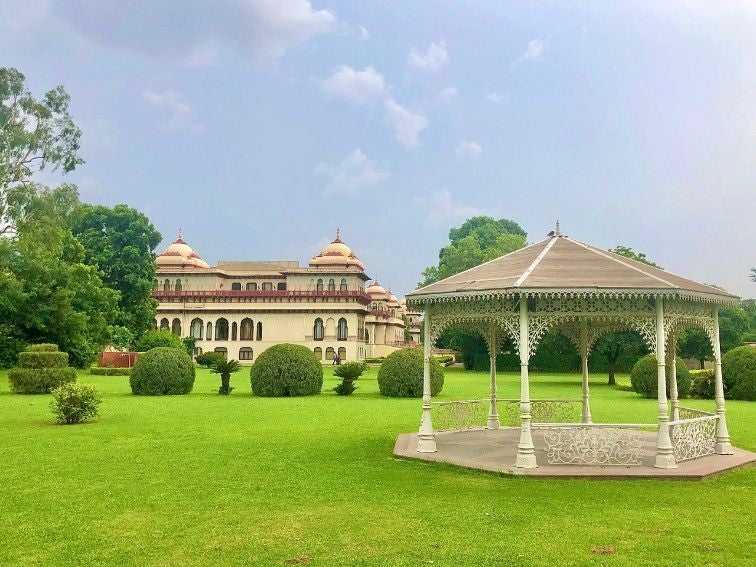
2,1,754,297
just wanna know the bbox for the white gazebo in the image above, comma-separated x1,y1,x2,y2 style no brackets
404,227,743,472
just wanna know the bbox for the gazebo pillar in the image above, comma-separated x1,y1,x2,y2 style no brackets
487,327,500,430
579,318,592,424
713,309,733,454
668,331,680,422
417,307,436,453
654,298,677,469
515,297,537,468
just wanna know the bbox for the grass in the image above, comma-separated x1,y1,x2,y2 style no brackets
1,366,754,566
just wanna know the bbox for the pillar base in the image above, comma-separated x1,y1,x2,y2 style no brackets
417,436,437,453
654,453,678,469
487,417,500,430
715,441,734,455
515,451,537,469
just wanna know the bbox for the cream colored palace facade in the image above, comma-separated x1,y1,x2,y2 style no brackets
152,231,420,363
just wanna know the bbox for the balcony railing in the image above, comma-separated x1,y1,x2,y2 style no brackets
152,289,371,303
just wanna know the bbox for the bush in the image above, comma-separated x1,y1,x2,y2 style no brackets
211,359,241,395
333,361,368,396
690,369,716,399
50,383,102,424
722,346,756,401
132,330,184,352
630,355,691,399
250,344,323,397
129,347,195,395
90,366,131,376
196,352,225,367
378,348,444,398
8,344,77,394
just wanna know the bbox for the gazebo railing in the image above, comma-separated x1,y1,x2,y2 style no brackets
431,398,581,432
432,400,489,431
669,407,718,462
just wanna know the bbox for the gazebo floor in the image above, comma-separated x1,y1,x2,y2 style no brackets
393,428,756,480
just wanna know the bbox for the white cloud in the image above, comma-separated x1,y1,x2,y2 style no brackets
356,25,370,40
314,149,389,195
455,140,482,159
384,99,428,147
407,41,449,73
438,86,458,103
320,66,386,105
415,189,496,228
142,90,204,133
485,92,508,104
523,38,547,60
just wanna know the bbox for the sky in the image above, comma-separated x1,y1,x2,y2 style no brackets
1,0,755,297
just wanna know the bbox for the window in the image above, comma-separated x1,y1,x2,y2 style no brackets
313,318,324,341
246,282,257,291
160,318,169,330
340,278,347,292
153,280,158,290
338,347,346,361
215,318,229,340
163,279,171,291
325,347,335,361
190,318,203,339
328,278,335,292
262,282,272,291
194,347,203,356
239,347,253,361
231,282,242,291
337,318,348,341
316,278,324,292
231,322,238,341
206,322,213,340
256,321,263,341
277,282,286,290
214,347,228,360
365,329,370,343
313,347,322,361
240,318,254,340
175,279,182,291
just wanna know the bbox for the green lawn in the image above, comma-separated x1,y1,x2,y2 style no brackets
1,367,754,566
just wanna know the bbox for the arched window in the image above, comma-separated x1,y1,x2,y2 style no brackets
309,279,314,290
206,322,213,340
171,318,181,335
239,347,253,361
231,282,242,291
246,282,257,291
190,318,203,339
213,347,227,360
313,347,322,361
325,347,335,361
163,279,171,291
316,278,324,292
313,318,324,341
195,347,203,356
240,318,254,340
337,318,348,341
338,347,346,361
340,278,347,292
231,322,238,341
365,329,370,343
160,318,169,330
215,318,229,340
328,278,336,292
175,279,182,291
256,321,263,341
153,280,159,290
262,282,272,291
277,282,286,290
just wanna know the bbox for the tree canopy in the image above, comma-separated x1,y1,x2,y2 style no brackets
609,246,662,268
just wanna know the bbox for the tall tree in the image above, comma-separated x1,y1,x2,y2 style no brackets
73,204,162,339
1,67,83,234
609,246,662,268
750,268,756,283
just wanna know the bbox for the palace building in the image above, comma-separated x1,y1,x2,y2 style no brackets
152,231,414,363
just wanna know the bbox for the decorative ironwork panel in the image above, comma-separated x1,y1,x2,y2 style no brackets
427,300,519,350
540,426,645,466
432,400,488,431
503,400,579,426
670,407,717,462
677,407,713,420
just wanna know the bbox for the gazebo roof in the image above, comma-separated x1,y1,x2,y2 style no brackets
408,234,738,305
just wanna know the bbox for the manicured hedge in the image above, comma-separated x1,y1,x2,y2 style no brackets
377,348,444,398
27,343,59,352
195,352,225,367
8,344,77,394
630,355,691,399
130,347,195,395
250,344,323,397
17,351,69,369
90,367,131,376
722,346,755,401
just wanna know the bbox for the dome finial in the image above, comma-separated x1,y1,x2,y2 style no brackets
177,227,184,242
335,227,341,242
555,220,561,236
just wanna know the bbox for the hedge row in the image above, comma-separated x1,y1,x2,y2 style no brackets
90,367,131,376
9,367,77,394
17,351,69,369
463,352,642,373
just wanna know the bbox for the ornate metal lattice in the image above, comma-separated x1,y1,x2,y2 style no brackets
432,400,489,431
670,407,717,462
503,400,579,426
426,300,520,350
539,426,646,466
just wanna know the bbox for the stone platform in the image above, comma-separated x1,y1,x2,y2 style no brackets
393,428,756,480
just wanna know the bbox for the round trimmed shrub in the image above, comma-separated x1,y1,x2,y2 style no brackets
50,383,102,424
195,351,225,367
377,348,444,398
722,346,756,401
630,354,691,399
250,344,323,397
8,344,77,394
129,347,195,395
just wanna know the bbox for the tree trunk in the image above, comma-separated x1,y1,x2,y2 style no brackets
698,358,705,370
220,373,231,394
607,362,616,386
